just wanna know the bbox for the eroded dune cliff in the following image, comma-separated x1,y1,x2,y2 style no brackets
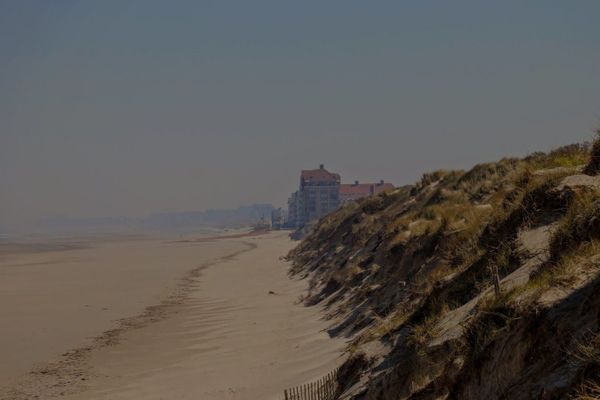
288,140,600,399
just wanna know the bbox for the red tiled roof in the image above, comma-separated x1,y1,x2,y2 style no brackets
301,169,341,183
373,183,395,193
339,183,374,196
340,182,395,196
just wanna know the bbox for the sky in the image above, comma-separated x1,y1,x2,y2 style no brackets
1,1,599,228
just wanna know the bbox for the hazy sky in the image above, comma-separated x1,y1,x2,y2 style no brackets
1,1,599,228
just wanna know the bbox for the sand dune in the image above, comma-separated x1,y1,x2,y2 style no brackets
0,232,344,399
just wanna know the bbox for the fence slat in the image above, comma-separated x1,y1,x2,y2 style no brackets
317,378,321,400
319,377,324,400
319,378,325,400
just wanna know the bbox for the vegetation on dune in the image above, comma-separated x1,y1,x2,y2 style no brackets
528,142,591,170
288,139,600,399
571,331,600,400
550,190,600,260
584,130,600,175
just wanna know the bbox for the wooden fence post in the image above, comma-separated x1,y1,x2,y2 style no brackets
320,377,324,399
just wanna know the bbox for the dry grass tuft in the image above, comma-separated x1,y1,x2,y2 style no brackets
406,314,442,348
570,331,600,399
572,382,600,400
510,240,600,302
463,304,518,360
584,130,600,175
550,190,600,260
527,143,590,170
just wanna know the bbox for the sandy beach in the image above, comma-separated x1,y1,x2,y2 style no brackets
0,232,345,400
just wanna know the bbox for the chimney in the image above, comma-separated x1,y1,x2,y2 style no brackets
319,164,324,170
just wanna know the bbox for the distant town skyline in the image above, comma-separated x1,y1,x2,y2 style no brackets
1,1,599,229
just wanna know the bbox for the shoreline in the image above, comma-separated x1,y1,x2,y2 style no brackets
169,227,273,243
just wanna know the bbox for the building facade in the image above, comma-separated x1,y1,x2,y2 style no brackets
271,208,285,230
286,191,299,228
287,164,340,228
297,164,341,227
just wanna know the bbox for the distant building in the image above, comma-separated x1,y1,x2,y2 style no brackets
287,164,340,228
339,180,395,203
286,191,299,228
271,208,285,230
286,165,394,228
298,164,341,227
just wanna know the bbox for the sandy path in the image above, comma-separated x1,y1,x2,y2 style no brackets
1,232,345,399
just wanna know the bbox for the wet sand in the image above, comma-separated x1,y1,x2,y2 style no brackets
0,232,345,399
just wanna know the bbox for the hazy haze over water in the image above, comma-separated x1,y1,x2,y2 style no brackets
1,1,599,229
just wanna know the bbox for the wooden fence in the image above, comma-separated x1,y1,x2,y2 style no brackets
283,368,339,400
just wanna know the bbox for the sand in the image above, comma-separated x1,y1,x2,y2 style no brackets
0,232,345,399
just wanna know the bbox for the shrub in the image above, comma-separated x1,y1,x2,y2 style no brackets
584,130,600,175
527,143,590,170
550,191,600,260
